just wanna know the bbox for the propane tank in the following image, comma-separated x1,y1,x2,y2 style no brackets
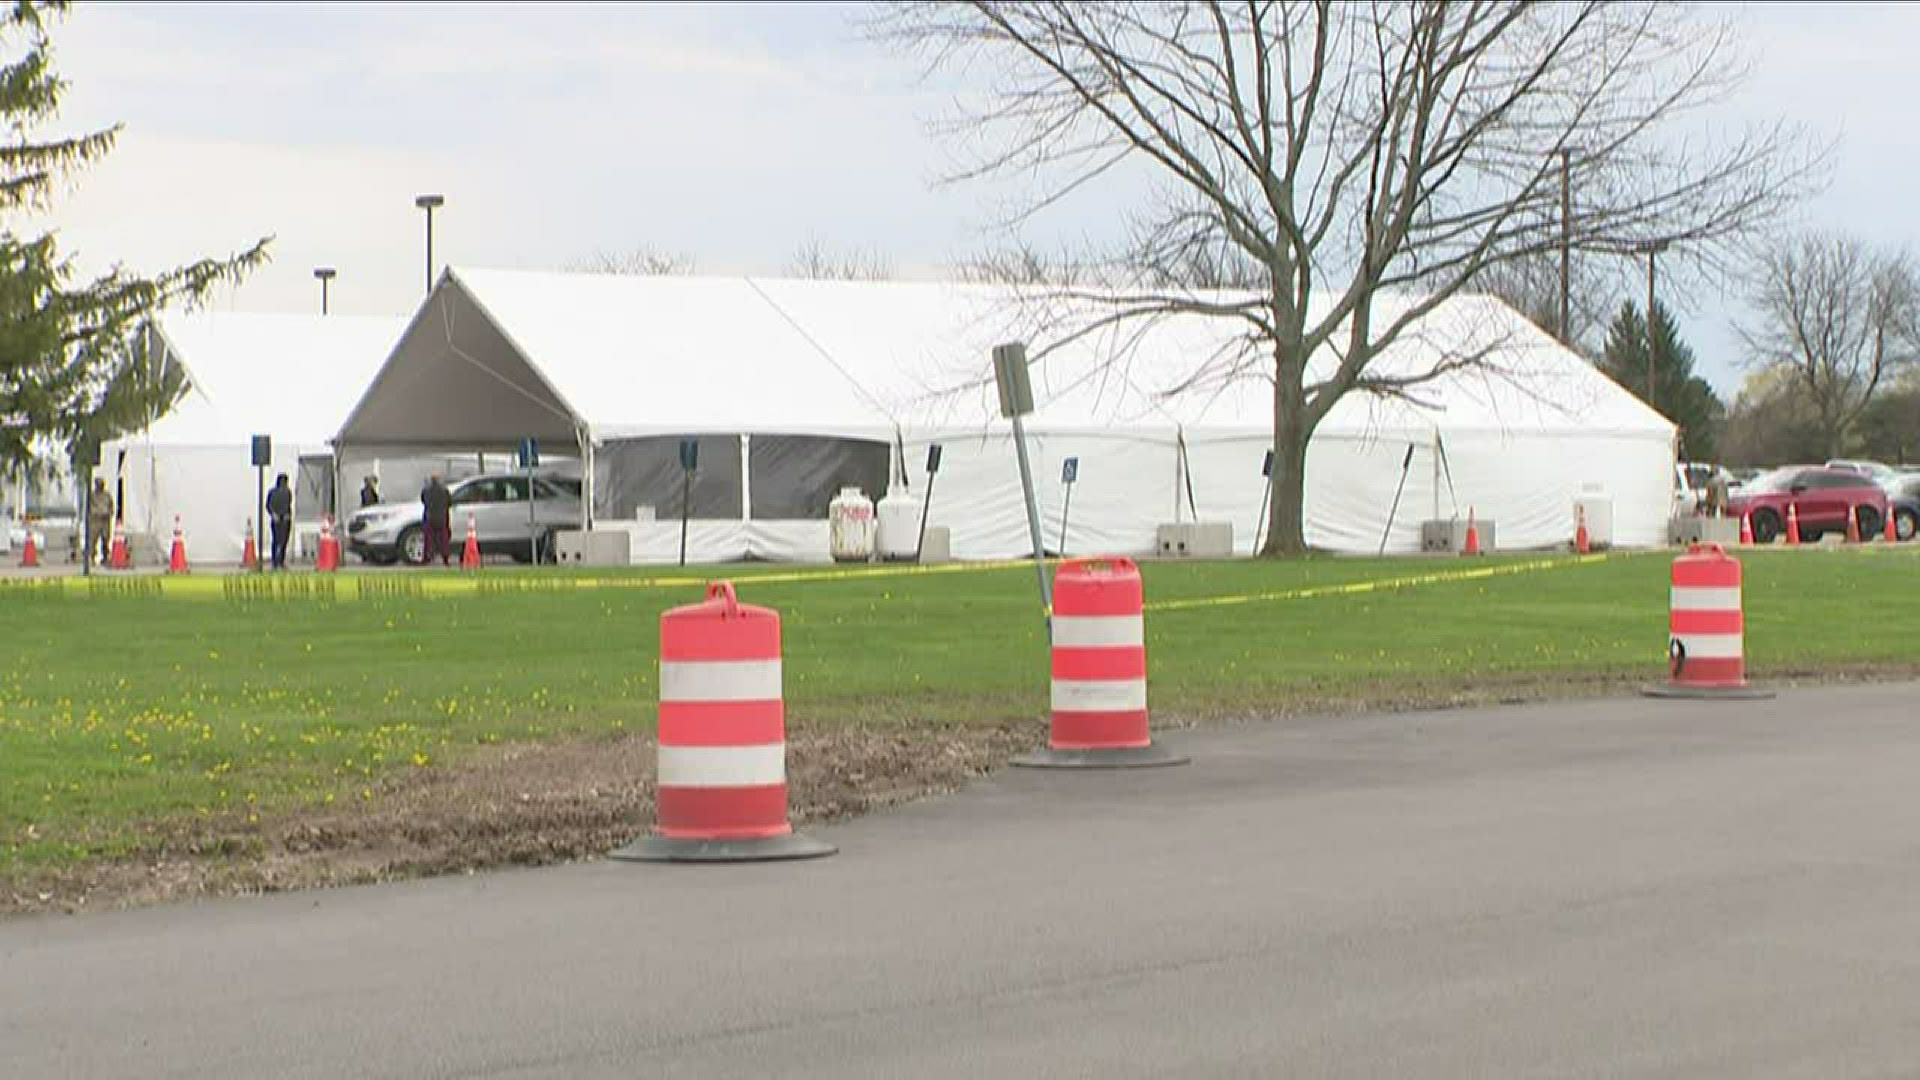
875,489,922,562
828,486,876,563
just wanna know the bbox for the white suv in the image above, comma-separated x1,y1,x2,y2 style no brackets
347,473,582,565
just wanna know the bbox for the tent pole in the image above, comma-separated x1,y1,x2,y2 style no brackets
739,434,751,527
579,427,595,533
1378,443,1416,557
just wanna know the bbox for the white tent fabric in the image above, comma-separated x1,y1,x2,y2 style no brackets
105,313,408,563
337,268,1674,563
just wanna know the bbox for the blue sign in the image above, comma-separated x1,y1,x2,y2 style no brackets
678,438,699,471
1061,457,1079,484
517,437,539,469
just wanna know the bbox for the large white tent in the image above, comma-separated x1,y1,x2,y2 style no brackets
336,268,1675,563
105,312,408,563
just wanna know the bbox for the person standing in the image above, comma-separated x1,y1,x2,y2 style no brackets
86,477,114,566
359,474,380,508
265,473,294,570
421,473,453,566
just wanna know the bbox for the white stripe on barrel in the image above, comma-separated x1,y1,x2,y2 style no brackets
1051,614,1145,648
660,659,783,702
1669,586,1741,612
1670,632,1742,660
657,744,787,787
1052,677,1150,713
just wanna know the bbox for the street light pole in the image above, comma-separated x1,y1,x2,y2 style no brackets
413,194,445,296
313,267,336,315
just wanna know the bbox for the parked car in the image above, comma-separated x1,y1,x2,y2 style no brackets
1825,459,1906,490
1890,475,1920,541
346,473,582,565
1723,466,1890,543
1892,495,1920,542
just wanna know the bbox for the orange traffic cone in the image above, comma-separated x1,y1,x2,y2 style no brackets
1887,505,1901,544
1785,502,1801,546
1739,512,1754,546
460,512,481,570
1574,505,1590,555
241,520,258,569
19,530,38,568
1847,504,1862,544
167,516,189,574
1462,507,1482,557
316,516,339,572
109,531,130,570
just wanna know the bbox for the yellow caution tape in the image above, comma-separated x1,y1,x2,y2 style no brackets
1141,553,1616,613
0,555,1050,602
0,551,1645,606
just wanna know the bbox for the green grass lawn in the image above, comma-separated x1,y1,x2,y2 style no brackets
4,547,1917,874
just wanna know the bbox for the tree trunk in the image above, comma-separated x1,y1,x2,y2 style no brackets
1261,373,1311,557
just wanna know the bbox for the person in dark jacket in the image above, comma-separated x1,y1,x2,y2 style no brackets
359,475,380,508
420,474,453,566
265,473,294,570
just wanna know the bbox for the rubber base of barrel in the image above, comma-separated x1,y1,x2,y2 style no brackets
1011,743,1190,769
608,832,838,863
1639,683,1776,701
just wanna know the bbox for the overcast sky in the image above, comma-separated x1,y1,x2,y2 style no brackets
35,1,1919,396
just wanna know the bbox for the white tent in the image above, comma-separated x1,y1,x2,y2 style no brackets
106,312,409,563
336,268,1675,563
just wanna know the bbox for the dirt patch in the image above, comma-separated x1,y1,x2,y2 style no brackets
2,717,1040,917
8,663,1918,918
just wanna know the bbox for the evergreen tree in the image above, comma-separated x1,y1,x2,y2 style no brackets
0,1,268,477
1599,300,1725,461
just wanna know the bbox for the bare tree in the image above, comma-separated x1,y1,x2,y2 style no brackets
1467,250,1612,357
1738,232,1919,458
786,237,895,281
568,245,697,276
951,241,1091,286
878,1,1820,554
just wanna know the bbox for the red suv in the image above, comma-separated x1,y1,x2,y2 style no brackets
1724,466,1890,543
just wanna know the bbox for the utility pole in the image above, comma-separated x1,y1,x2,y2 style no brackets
1558,148,1572,345
1639,239,1669,411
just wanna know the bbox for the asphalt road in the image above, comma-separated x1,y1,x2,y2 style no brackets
5,683,1919,1079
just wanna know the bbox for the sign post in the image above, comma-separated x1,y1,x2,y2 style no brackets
1252,448,1273,556
677,437,698,568
1057,456,1079,558
915,443,942,562
518,436,540,562
993,342,1051,620
251,434,271,574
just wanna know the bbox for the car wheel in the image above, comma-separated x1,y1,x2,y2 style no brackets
1855,506,1882,541
398,526,426,566
1898,507,1919,542
1749,508,1782,544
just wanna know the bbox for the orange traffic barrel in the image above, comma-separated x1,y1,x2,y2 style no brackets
1014,556,1187,768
